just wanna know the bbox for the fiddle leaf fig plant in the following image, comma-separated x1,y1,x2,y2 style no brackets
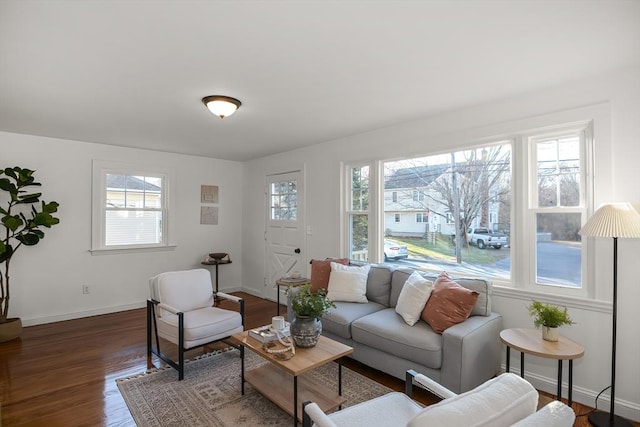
0,167,60,324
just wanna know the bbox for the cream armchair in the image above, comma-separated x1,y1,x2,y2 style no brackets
147,268,245,380
302,371,575,427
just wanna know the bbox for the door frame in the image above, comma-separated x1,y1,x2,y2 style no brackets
264,167,307,301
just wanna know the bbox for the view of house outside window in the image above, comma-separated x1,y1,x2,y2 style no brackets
382,143,512,281
343,122,590,292
105,174,164,246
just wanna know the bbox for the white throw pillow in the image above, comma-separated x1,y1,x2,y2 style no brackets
395,271,433,325
326,262,371,303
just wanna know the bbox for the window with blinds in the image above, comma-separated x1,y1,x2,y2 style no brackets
92,160,170,252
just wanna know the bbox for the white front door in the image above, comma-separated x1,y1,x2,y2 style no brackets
265,171,305,301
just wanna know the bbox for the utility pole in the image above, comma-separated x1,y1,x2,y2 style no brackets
451,153,462,263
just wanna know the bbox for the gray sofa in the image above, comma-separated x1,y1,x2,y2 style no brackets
288,264,503,394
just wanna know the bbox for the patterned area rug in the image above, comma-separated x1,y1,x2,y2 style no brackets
117,348,393,426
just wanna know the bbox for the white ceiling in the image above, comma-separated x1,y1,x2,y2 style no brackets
1,1,639,162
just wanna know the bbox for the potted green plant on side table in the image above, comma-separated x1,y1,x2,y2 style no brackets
527,300,574,342
288,284,336,348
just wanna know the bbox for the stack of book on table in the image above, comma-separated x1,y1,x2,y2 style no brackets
248,323,291,343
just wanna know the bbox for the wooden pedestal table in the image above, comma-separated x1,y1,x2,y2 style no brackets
201,258,232,295
233,332,353,426
275,277,309,316
500,328,584,407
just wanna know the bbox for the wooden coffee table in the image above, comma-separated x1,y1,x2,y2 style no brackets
233,331,353,426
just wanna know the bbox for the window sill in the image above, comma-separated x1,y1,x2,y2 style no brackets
90,245,177,256
492,285,611,314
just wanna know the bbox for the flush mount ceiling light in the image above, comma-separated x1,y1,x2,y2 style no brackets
202,95,242,119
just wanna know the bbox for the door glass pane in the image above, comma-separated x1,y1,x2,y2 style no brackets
270,179,297,220
535,212,582,287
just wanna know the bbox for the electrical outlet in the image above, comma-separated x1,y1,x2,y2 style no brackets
82,285,89,294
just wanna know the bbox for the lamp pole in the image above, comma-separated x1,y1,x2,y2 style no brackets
587,237,631,427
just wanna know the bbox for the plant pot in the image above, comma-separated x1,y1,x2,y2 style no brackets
290,315,322,348
0,318,22,342
542,326,559,342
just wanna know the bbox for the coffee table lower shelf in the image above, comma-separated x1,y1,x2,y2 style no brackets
245,363,347,422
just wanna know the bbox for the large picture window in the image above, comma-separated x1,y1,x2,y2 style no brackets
344,121,592,295
383,142,512,281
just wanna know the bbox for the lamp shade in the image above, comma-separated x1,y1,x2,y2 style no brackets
579,203,640,238
202,95,241,119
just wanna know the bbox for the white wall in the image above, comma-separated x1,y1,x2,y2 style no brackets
242,65,640,421
1,132,244,325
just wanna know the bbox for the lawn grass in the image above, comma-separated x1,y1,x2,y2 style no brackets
390,235,508,264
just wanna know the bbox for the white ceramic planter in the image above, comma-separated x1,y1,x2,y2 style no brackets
542,326,559,342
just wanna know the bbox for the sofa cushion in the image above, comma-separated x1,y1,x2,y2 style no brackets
327,262,370,303
310,258,350,292
395,271,433,326
407,373,538,427
321,301,386,339
421,273,479,334
389,268,414,307
352,309,443,369
389,269,492,317
366,265,393,306
455,277,492,316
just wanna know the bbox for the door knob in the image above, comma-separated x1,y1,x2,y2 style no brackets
294,248,301,254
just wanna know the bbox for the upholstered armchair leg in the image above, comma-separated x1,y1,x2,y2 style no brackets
405,369,418,397
146,300,153,356
240,345,245,395
178,312,185,380
239,299,245,328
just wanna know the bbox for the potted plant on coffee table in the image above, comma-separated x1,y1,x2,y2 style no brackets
0,167,60,341
288,284,336,348
527,300,573,342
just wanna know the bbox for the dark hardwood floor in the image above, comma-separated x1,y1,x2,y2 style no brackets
0,292,632,426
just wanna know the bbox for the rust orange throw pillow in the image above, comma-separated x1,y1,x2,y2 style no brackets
421,272,479,334
310,258,350,292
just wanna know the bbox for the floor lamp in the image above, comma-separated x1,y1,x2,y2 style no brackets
579,203,640,427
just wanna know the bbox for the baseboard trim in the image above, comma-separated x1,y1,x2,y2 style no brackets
500,364,640,422
21,302,146,327
21,286,273,327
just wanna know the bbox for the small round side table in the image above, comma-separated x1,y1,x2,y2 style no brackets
275,277,309,316
500,328,584,407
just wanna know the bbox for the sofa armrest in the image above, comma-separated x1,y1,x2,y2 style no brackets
511,401,575,427
440,312,503,393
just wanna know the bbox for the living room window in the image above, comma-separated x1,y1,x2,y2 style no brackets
382,142,512,281
343,120,593,296
91,160,173,253
528,130,587,289
346,165,370,261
